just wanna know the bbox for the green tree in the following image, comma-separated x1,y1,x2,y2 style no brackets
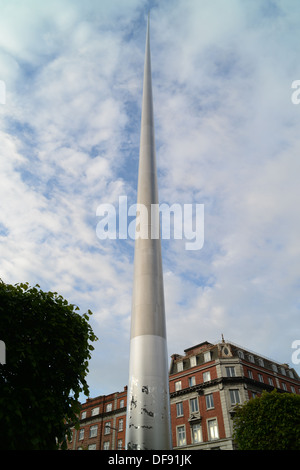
0,280,98,450
233,389,300,450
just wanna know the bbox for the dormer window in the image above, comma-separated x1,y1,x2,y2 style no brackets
190,356,197,367
204,351,212,362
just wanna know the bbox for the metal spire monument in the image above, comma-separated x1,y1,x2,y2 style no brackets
125,16,172,450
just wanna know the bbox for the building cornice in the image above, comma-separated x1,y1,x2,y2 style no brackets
170,375,291,399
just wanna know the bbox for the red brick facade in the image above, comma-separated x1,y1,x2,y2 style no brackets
67,339,300,450
67,387,127,450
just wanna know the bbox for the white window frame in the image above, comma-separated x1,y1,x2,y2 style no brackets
204,351,211,362
207,419,219,440
238,350,244,359
191,423,202,443
188,376,196,387
226,366,236,377
91,407,99,416
177,361,183,372
118,418,123,431
205,393,214,410
106,403,112,412
229,389,241,405
78,428,84,440
103,441,110,450
175,381,182,391
176,425,186,447
189,397,199,413
268,377,274,386
203,371,211,382
248,354,254,363
190,356,197,367
176,402,183,417
89,425,98,438
104,422,111,435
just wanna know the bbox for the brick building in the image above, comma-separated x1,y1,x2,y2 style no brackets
67,338,300,450
67,386,128,450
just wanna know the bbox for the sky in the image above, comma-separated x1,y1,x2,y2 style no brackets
1,0,300,399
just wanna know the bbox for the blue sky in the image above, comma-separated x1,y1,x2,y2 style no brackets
1,0,300,398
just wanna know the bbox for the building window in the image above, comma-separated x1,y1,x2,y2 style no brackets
258,373,264,383
175,381,182,391
288,370,294,378
118,439,123,450
226,366,235,377
203,371,211,382
176,402,183,417
204,351,212,362
191,423,202,443
118,418,123,431
177,426,186,446
89,425,98,438
238,350,244,359
281,367,286,376
207,419,219,440
272,364,278,372
177,361,183,372
258,358,264,367
190,397,199,413
119,399,124,408
190,356,197,367
91,407,99,416
205,393,214,410
81,411,86,419
282,383,287,391
104,422,111,435
248,370,253,379
268,377,274,386
291,386,296,394
106,403,112,412
103,441,110,450
188,376,196,387
229,389,241,405
88,444,96,450
248,354,254,363
78,428,84,441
